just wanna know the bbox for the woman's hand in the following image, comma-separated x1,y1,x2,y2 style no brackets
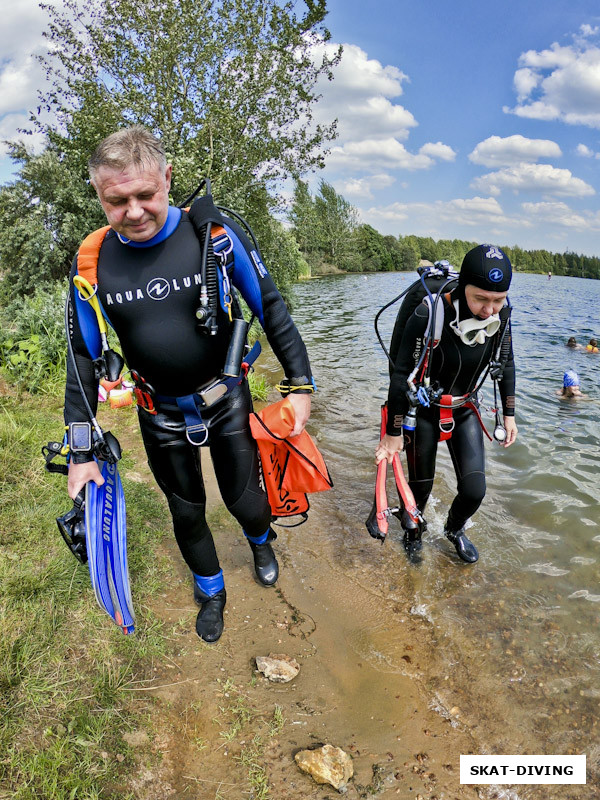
375,432,404,465
287,393,311,437
502,416,518,448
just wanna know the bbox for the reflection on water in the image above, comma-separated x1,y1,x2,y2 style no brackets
283,271,600,794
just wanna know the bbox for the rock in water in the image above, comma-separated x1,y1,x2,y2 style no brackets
255,653,300,683
294,744,353,790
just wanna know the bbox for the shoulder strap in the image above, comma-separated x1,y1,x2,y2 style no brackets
423,293,448,346
76,226,111,285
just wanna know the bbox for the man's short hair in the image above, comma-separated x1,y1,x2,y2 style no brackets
88,126,166,179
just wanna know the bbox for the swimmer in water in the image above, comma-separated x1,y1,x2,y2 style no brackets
558,370,587,399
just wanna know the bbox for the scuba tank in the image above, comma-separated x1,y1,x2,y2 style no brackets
385,261,458,377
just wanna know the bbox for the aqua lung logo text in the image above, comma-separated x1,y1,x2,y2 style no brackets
488,268,504,283
102,462,116,542
105,273,201,305
412,336,423,364
251,250,267,278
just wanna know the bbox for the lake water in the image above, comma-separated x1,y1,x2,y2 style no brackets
264,271,600,795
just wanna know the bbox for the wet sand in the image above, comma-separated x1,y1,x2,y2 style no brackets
124,446,486,800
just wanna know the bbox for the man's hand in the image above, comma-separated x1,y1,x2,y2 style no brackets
68,461,104,500
375,432,404,465
502,416,518,448
287,393,311,437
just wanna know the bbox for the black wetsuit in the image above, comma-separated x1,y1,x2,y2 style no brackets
386,291,515,532
65,208,312,578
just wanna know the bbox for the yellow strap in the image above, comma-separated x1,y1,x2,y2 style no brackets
275,383,315,394
73,275,108,337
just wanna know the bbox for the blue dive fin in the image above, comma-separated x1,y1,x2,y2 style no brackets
85,460,135,634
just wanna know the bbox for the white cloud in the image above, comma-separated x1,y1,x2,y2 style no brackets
576,143,595,157
519,42,575,70
316,41,409,98
312,41,454,178
0,0,60,159
340,173,396,199
521,201,600,231
469,135,561,167
514,68,541,102
0,58,38,116
578,24,599,40
419,141,456,162
504,99,561,121
0,113,45,157
312,42,416,143
471,163,594,198
366,195,511,229
506,36,600,129
0,2,52,60
326,137,434,171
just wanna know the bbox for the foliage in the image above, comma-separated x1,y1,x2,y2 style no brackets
313,179,360,270
288,178,321,273
0,0,341,299
248,371,270,402
288,179,600,278
290,179,417,274
0,281,68,393
0,393,169,800
0,146,105,301
289,178,361,273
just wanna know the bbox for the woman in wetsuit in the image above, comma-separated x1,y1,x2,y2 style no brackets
375,244,517,563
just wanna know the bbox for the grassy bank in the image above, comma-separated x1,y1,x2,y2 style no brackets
0,390,172,800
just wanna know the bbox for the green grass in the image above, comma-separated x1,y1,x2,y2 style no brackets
214,680,289,799
248,371,270,402
0,392,170,799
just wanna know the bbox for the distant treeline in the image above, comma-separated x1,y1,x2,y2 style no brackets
289,179,600,279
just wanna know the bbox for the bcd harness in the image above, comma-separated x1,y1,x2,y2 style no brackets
72,189,265,446
375,262,512,444
367,262,512,542
408,291,511,443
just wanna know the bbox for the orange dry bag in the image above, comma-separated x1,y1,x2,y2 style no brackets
249,398,333,520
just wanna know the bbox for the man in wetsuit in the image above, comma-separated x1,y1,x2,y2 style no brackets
375,244,517,563
65,127,313,642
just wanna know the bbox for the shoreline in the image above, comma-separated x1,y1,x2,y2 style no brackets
135,448,483,799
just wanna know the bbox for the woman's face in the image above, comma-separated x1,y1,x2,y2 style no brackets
464,284,508,319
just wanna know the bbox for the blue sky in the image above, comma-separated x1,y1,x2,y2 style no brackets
2,1,600,255
312,0,600,256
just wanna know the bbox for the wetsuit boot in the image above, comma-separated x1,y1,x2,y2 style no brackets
245,529,279,586
444,523,479,563
193,571,226,643
399,509,426,564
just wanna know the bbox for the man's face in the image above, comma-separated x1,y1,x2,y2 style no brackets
464,284,507,319
92,162,172,242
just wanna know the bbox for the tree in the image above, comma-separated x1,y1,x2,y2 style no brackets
313,179,359,270
396,236,419,272
289,179,320,274
355,224,393,272
0,0,340,298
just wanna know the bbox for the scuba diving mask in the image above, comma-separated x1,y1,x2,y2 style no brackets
450,302,501,345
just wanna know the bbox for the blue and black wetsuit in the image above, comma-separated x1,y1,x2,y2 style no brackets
386,291,515,532
65,207,312,579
